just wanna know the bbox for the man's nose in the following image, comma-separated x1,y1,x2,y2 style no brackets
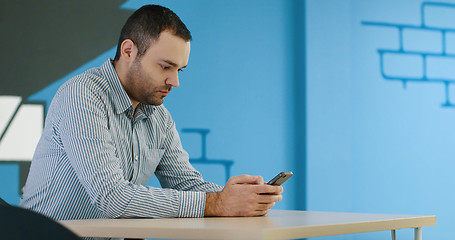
166,72,179,87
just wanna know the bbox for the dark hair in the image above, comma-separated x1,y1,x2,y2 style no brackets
114,5,192,61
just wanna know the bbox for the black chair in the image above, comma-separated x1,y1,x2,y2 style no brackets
0,199,81,240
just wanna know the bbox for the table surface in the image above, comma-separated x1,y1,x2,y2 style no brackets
59,210,436,240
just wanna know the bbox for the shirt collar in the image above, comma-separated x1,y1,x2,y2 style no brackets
133,103,156,120
100,59,156,117
140,104,156,117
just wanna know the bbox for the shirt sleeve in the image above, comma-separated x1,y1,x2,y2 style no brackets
153,107,224,217
154,114,223,192
58,82,219,218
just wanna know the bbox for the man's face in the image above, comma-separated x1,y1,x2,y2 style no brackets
124,31,190,106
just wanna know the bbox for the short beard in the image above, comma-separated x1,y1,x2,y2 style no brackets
125,58,165,106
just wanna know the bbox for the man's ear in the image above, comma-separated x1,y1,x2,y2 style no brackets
120,39,137,63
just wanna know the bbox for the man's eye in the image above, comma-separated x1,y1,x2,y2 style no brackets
161,65,169,70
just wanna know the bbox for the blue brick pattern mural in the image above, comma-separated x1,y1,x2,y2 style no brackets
363,2,455,108
182,129,234,182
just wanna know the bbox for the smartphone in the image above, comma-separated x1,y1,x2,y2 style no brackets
267,171,293,186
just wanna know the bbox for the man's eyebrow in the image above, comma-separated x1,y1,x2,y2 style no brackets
162,59,188,69
163,60,178,67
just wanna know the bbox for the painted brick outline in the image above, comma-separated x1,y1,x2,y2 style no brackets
363,2,455,108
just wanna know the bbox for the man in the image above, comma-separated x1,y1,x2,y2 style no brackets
20,4,282,221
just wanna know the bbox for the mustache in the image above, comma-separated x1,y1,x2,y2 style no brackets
159,86,172,92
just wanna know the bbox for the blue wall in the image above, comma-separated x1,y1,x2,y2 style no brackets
307,0,455,239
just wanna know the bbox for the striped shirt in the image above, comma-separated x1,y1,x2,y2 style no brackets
20,59,222,222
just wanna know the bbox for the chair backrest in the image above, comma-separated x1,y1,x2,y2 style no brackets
0,205,81,240
0,197,10,207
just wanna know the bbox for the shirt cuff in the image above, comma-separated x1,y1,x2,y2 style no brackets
177,191,206,218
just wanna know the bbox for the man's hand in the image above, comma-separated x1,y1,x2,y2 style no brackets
204,175,283,217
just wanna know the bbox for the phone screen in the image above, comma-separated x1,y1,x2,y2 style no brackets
267,171,293,186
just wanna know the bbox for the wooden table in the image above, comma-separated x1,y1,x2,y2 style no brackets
59,210,436,240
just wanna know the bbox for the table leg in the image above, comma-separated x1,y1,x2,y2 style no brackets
415,227,422,240
391,229,396,240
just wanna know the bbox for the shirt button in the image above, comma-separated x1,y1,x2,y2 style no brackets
135,155,139,161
